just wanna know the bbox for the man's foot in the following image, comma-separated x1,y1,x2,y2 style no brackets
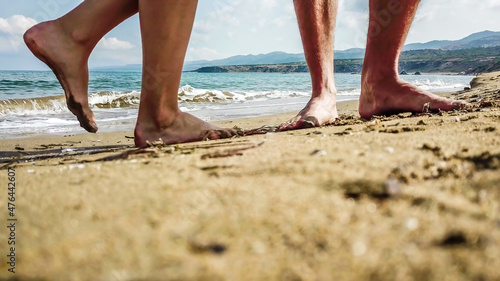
359,76,469,119
134,111,237,147
279,92,338,131
24,20,97,132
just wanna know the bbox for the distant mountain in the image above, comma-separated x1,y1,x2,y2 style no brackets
192,46,500,74
334,48,365,60
444,35,500,50
93,30,500,71
183,49,367,71
404,30,500,50
458,30,500,43
402,40,453,51
183,51,305,71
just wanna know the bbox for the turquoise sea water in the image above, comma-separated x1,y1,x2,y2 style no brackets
0,71,474,139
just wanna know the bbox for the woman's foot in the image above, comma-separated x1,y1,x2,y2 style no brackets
134,111,237,147
24,20,97,132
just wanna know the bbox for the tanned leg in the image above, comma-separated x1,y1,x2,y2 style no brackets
24,0,138,132
359,0,468,119
133,0,235,147
280,0,338,131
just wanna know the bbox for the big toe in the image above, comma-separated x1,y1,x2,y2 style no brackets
279,116,318,131
67,97,98,133
430,98,470,112
77,113,98,133
279,116,300,131
452,100,471,110
203,128,237,140
294,116,319,129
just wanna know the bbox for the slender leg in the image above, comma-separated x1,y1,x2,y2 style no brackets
359,0,468,119
24,0,138,132
133,0,235,147
280,0,338,131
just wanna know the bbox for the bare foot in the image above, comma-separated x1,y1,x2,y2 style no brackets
134,111,237,147
359,76,469,119
24,20,98,132
279,91,338,131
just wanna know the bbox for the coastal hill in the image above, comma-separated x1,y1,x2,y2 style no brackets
185,30,500,72
403,30,500,50
93,30,500,73
192,46,500,74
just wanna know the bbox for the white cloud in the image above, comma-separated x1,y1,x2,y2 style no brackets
186,46,221,61
0,37,21,53
190,0,300,55
193,20,212,34
0,15,37,35
97,37,134,50
334,0,500,49
0,15,37,53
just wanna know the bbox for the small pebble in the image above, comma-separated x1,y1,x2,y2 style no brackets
406,218,420,231
478,190,488,200
384,147,394,154
69,164,85,170
352,241,367,256
367,203,377,213
311,149,327,157
386,178,401,196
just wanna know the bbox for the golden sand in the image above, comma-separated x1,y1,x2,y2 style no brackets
0,72,499,281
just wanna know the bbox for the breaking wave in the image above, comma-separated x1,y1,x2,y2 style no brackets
0,85,317,116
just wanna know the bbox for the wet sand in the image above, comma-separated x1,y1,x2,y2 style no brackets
0,72,499,281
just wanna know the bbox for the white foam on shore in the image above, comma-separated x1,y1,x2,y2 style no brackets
0,76,473,139
412,79,465,91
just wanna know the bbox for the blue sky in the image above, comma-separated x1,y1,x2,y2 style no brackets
0,0,499,70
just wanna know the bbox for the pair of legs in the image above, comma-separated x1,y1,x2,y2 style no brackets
25,0,465,146
281,0,466,130
24,0,233,146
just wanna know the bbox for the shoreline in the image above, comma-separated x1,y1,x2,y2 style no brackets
0,72,498,280
0,72,474,140
0,98,360,145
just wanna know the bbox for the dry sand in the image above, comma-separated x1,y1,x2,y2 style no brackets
0,72,499,281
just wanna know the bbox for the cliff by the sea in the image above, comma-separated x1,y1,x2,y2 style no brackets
192,46,500,74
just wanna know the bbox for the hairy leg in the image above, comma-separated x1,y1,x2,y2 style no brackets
359,0,468,119
24,0,138,132
280,0,338,131
134,0,235,147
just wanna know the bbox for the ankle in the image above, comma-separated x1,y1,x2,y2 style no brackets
138,106,179,132
361,66,398,86
54,19,94,50
312,81,336,98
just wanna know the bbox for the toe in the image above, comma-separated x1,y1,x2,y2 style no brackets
67,96,98,133
202,129,236,141
218,129,236,139
452,100,471,111
280,116,319,131
278,123,288,131
279,116,300,131
295,116,319,129
74,108,98,133
78,116,98,133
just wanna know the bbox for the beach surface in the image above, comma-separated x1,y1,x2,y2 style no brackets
0,72,499,281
